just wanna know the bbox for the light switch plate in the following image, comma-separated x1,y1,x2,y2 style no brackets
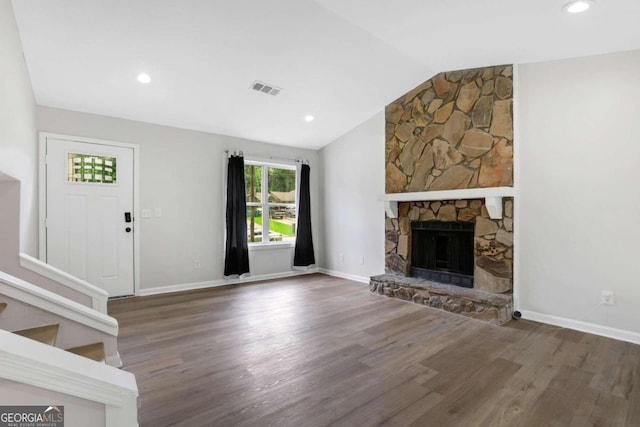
154,207,162,217
141,209,152,218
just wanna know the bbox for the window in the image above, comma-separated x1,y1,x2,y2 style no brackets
245,161,296,244
67,153,117,184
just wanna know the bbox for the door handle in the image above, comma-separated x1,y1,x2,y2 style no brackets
125,227,132,233
124,212,132,223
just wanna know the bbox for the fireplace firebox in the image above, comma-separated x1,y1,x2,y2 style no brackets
410,221,474,288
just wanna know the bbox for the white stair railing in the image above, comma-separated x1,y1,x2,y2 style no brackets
0,271,117,336
19,253,109,313
0,330,138,427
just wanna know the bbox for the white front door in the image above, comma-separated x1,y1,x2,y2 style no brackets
45,137,135,297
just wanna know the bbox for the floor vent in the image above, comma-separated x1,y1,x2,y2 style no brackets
250,80,282,96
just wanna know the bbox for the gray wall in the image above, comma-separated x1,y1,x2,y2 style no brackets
0,0,38,256
37,107,321,291
319,112,385,281
518,49,640,337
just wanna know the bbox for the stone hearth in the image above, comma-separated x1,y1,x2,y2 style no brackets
370,274,513,325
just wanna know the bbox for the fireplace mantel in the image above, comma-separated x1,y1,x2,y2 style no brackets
382,187,514,220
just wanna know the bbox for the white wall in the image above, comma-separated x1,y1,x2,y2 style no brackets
518,49,640,340
319,112,385,282
0,0,38,256
37,107,321,292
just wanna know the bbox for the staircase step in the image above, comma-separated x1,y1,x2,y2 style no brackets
0,302,6,314
66,342,106,363
14,324,59,346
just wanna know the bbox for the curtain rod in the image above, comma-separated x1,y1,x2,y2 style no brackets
225,149,244,157
225,150,309,165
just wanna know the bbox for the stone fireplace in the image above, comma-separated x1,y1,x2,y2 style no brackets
386,198,513,294
370,64,515,325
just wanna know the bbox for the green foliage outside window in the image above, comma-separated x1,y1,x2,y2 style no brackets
68,153,117,184
245,162,296,244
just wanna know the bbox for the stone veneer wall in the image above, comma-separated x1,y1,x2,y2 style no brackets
385,65,513,193
385,198,514,293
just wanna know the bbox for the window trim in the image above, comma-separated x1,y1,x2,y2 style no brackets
245,158,297,247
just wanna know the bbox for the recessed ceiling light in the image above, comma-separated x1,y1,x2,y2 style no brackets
563,0,594,14
304,115,314,122
137,73,151,84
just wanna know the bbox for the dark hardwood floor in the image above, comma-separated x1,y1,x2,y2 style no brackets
109,274,640,426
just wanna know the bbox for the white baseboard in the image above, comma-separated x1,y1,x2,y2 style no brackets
318,268,370,284
138,268,320,296
520,310,640,345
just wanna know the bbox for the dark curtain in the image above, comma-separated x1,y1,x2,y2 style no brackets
224,155,250,276
294,164,315,266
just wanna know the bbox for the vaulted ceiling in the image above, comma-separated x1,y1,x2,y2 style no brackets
12,0,640,149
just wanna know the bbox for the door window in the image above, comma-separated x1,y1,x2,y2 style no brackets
67,153,117,184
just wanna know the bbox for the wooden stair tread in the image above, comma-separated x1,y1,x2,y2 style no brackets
66,342,106,363
14,324,59,346
0,302,6,313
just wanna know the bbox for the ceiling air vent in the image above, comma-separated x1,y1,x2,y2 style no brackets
250,80,282,96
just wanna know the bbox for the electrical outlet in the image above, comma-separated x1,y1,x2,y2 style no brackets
339,253,344,263
600,290,614,305
360,256,365,265
194,259,201,269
